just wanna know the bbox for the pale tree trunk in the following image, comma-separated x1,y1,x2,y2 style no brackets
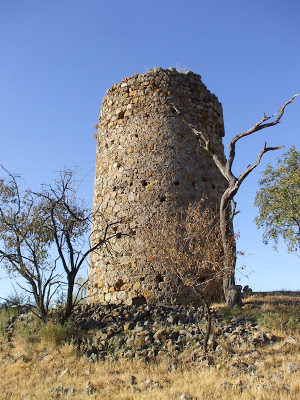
172,94,297,307
220,192,242,307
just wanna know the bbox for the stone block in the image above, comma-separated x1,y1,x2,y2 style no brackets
133,282,141,290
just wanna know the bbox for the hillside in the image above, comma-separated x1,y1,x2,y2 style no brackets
0,293,299,399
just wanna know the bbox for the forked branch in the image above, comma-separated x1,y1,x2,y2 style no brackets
237,142,284,185
227,94,298,174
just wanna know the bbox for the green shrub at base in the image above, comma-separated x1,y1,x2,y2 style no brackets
39,320,76,347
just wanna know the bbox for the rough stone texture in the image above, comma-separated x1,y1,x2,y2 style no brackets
88,68,227,306
69,303,279,363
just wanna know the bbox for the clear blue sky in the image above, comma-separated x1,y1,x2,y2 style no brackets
0,0,299,298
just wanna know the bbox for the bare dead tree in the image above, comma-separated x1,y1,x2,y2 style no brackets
36,168,131,322
172,94,298,306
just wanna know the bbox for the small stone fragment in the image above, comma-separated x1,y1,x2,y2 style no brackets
288,362,299,374
179,394,193,400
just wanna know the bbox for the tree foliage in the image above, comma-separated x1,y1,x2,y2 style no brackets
254,146,300,253
0,167,130,321
0,166,58,319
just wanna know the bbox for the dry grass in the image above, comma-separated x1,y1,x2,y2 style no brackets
0,294,300,399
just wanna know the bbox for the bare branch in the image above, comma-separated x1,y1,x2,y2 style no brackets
238,142,285,185
230,200,240,221
171,105,227,175
227,95,298,175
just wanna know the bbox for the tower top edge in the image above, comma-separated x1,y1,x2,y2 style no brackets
104,68,219,101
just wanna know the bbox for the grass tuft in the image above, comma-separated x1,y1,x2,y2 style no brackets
39,319,76,347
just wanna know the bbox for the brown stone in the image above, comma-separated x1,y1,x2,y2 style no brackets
133,282,141,290
187,172,196,181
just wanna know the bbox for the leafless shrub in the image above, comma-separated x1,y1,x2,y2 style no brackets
142,198,232,351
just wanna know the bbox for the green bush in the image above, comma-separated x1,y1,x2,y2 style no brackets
256,311,280,330
16,314,42,344
255,310,300,333
39,320,76,346
0,306,19,337
286,311,300,333
218,306,243,322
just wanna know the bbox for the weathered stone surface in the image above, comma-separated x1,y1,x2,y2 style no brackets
69,303,279,363
89,68,227,306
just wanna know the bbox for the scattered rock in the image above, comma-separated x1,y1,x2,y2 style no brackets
286,336,298,345
254,384,274,391
130,375,137,385
141,378,153,387
2,301,283,368
221,381,233,388
179,394,194,400
147,382,162,391
269,373,281,382
287,362,299,374
84,381,97,395
153,329,167,342
167,362,177,372
131,387,142,393
49,386,75,396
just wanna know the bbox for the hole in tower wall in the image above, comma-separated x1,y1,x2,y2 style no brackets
191,182,196,187
196,276,208,284
132,296,146,305
135,134,138,137
160,195,166,202
211,184,216,190
174,180,179,186
141,180,147,187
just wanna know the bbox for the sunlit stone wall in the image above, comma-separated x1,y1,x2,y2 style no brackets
88,68,227,306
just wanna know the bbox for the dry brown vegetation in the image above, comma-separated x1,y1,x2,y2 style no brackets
0,293,299,400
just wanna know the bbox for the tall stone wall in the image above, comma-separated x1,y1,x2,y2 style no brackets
88,68,227,306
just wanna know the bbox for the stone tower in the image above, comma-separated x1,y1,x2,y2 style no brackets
88,68,227,306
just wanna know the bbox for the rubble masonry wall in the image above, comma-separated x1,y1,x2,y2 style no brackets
88,68,227,306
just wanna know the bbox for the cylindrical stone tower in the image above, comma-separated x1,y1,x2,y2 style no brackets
88,68,227,306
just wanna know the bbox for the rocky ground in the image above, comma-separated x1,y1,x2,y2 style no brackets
1,295,300,399
71,302,279,363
